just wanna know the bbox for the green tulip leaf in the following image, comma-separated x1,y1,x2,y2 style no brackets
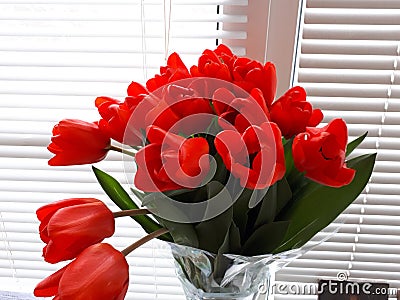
141,192,200,247
163,188,193,198
165,186,208,204
213,222,241,283
157,218,199,248
254,186,276,229
272,219,319,254
346,132,368,156
232,187,252,239
275,178,293,216
276,153,376,252
194,181,234,253
283,138,295,177
211,153,228,184
254,178,292,229
241,221,290,256
220,222,241,255
92,166,171,241
130,188,146,202
283,138,310,197
92,166,137,209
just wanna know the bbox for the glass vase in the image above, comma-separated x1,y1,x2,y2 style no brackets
169,243,308,300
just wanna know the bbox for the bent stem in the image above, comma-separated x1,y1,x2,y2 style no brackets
122,228,169,256
113,208,150,218
109,145,137,157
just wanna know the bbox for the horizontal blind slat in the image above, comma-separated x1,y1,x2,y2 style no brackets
308,0,400,9
0,0,251,297
289,0,400,291
302,39,400,56
305,9,400,25
0,0,247,4
303,24,400,40
299,54,399,70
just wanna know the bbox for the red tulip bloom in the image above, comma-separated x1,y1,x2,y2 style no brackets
95,97,132,143
37,198,115,263
213,87,270,133
292,118,355,187
190,45,235,82
148,82,214,134
96,82,148,145
162,83,213,118
146,52,191,92
34,243,129,300
270,86,323,139
215,122,285,189
143,99,181,133
213,44,237,71
232,58,277,107
134,126,210,192
48,119,110,166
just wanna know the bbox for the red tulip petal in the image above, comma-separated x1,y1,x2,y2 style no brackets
308,108,324,127
127,81,148,97
167,52,189,72
36,198,98,221
179,137,209,177
325,118,348,149
212,88,235,115
214,44,234,57
34,265,67,297
58,244,129,300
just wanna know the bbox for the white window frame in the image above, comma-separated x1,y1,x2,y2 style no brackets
224,0,302,96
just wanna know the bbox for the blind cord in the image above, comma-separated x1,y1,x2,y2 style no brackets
0,212,18,286
163,0,172,62
263,0,273,62
140,0,148,81
347,43,398,279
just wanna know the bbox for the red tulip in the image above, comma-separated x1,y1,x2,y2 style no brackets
134,126,210,192
34,243,129,300
37,198,115,263
48,119,110,166
213,87,270,133
215,122,285,189
95,97,132,143
146,52,191,92
190,45,235,82
162,83,213,118
232,58,277,107
148,82,214,134
96,82,148,145
213,44,237,71
292,118,355,187
126,80,148,100
270,86,323,139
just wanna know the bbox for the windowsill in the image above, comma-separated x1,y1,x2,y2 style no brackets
0,291,38,300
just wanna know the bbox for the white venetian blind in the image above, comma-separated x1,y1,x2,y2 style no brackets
0,0,249,299
276,0,400,299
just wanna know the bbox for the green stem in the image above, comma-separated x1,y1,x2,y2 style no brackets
109,145,137,157
113,208,150,218
121,228,169,256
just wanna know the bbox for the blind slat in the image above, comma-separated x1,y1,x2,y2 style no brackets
305,9,400,25
0,1,248,297
285,0,400,292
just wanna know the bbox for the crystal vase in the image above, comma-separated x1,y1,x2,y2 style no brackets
169,243,308,300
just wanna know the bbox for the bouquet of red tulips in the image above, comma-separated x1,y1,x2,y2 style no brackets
34,45,375,299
